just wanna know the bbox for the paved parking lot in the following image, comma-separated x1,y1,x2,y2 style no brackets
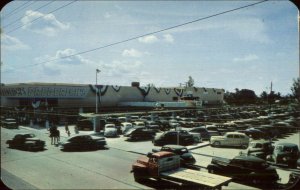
19,123,300,186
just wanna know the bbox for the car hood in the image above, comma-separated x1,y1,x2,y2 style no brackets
181,153,194,159
90,136,106,141
26,138,42,141
211,136,224,139
104,129,117,134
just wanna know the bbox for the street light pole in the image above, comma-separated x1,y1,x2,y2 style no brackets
96,69,100,113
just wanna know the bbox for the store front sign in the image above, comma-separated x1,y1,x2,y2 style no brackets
1,86,89,98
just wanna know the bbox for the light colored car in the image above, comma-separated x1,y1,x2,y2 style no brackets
210,132,249,149
132,121,145,127
120,122,133,134
104,124,118,137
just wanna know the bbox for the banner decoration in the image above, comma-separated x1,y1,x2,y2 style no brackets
153,87,161,93
137,86,151,97
164,88,171,95
174,88,184,97
111,85,121,92
32,100,41,109
89,85,108,96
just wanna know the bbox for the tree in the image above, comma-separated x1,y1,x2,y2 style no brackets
291,77,300,101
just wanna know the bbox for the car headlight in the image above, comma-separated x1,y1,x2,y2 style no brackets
283,157,288,161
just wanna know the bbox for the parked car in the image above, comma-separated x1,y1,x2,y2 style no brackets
104,124,118,137
120,122,133,134
76,119,93,131
153,130,194,146
1,118,19,129
246,140,274,159
152,144,196,165
6,133,45,151
124,127,156,141
210,132,249,149
207,155,279,186
266,143,299,168
237,128,266,140
60,135,107,151
188,126,211,141
205,125,222,135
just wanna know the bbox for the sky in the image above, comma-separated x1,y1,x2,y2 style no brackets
1,0,299,96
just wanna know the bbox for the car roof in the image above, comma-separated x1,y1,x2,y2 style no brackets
234,155,265,162
152,151,175,158
276,143,298,147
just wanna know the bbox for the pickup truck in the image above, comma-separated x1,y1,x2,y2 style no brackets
131,151,232,189
207,155,279,186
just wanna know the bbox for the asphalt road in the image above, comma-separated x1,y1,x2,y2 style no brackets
1,126,299,189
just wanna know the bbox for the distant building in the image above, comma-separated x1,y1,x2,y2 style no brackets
0,82,224,109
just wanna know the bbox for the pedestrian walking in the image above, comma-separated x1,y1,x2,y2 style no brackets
65,122,70,137
49,125,56,145
74,125,79,134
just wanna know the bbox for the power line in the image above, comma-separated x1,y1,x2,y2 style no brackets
5,0,77,34
4,0,268,72
3,1,55,29
2,1,35,19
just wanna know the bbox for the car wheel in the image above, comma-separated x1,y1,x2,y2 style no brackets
208,167,216,174
213,141,221,147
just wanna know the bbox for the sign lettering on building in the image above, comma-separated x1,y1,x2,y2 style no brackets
1,86,89,98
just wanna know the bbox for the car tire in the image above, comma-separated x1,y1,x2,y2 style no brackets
213,141,221,147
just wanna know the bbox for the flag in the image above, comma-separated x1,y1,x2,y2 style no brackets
96,69,100,73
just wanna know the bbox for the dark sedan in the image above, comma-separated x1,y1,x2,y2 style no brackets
124,127,156,141
6,133,45,151
207,155,279,187
60,135,107,151
153,130,194,146
266,143,299,168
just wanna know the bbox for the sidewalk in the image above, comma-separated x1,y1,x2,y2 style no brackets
20,124,96,139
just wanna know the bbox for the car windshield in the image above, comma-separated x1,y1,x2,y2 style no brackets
283,146,298,153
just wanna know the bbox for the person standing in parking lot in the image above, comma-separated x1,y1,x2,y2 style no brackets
65,122,70,137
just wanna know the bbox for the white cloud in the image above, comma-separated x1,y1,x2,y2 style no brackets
233,54,259,62
1,34,30,51
138,35,158,43
21,10,70,36
104,12,112,18
35,48,91,65
122,48,142,57
163,34,174,43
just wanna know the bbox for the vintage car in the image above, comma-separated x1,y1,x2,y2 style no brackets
266,143,299,168
1,118,19,129
152,145,196,165
76,119,93,131
207,155,279,186
123,127,156,141
246,140,274,159
104,124,118,137
188,126,211,141
237,128,267,140
120,122,133,134
153,130,194,146
210,132,249,149
6,133,45,151
60,135,107,151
